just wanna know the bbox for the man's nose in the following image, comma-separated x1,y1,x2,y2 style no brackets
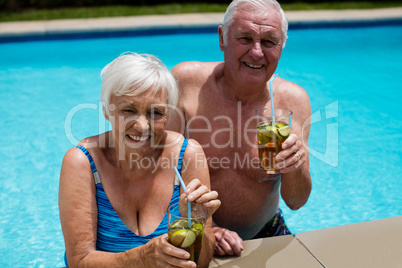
249,41,264,59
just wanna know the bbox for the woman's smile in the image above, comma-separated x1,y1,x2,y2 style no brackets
126,134,151,142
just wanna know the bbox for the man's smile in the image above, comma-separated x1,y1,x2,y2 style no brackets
244,62,264,69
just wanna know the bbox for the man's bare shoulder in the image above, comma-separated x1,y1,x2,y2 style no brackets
276,77,311,124
277,77,310,104
172,61,222,86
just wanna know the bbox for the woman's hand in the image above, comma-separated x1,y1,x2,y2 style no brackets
139,234,196,268
181,179,221,217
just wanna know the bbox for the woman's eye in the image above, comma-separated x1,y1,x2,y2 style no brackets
151,110,164,116
148,109,166,120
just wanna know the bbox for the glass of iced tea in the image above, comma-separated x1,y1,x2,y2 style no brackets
256,108,292,174
167,202,207,266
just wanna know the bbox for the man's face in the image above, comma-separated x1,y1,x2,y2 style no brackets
220,5,284,87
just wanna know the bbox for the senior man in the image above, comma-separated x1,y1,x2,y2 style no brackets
168,0,312,256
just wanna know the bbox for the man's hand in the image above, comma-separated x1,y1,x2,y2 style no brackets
213,226,243,256
276,133,306,173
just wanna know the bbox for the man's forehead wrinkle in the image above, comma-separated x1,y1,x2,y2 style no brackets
235,12,281,29
237,24,280,38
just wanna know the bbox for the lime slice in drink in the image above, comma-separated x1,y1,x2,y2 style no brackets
258,126,278,144
257,122,271,129
276,122,286,128
170,219,189,228
278,126,290,137
181,230,196,248
191,223,204,235
171,229,187,247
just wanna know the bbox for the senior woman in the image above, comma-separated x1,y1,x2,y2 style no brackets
59,52,220,268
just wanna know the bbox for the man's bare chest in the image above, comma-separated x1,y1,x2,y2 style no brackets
185,103,262,170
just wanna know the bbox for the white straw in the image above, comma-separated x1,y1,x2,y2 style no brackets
173,166,191,227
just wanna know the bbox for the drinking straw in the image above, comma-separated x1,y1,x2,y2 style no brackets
173,166,191,227
269,74,278,126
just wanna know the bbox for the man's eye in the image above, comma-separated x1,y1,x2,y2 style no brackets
122,109,137,115
262,39,276,47
239,37,252,44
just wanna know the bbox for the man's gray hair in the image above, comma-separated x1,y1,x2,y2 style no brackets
222,0,288,48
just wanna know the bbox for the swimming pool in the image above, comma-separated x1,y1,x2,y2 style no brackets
1,23,401,267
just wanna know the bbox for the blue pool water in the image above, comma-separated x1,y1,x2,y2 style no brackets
1,23,401,267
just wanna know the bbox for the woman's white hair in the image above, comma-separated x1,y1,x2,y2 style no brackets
222,0,288,48
100,52,178,114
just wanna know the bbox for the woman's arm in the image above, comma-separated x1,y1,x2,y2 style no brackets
59,147,136,267
181,139,221,268
59,147,101,266
59,147,194,267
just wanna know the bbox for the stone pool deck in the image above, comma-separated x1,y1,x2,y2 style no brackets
1,7,401,267
210,216,402,267
0,7,401,38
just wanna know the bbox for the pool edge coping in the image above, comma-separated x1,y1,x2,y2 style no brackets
0,7,401,40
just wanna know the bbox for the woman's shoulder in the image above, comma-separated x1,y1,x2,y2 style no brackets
63,146,90,168
163,131,185,149
60,145,95,186
63,133,107,168
164,131,204,155
77,132,108,149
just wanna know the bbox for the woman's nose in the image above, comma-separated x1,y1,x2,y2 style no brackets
133,115,150,132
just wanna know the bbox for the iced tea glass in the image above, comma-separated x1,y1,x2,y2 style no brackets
167,202,207,266
256,108,292,174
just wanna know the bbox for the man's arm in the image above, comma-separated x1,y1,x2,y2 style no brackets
277,81,312,210
166,62,193,134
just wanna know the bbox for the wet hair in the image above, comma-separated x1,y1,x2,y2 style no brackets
221,0,288,48
100,52,178,114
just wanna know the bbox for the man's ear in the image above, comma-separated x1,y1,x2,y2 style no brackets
218,25,225,52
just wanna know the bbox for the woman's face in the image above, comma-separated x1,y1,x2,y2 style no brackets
106,88,169,157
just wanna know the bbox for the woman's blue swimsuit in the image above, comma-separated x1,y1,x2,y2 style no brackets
64,139,188,267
